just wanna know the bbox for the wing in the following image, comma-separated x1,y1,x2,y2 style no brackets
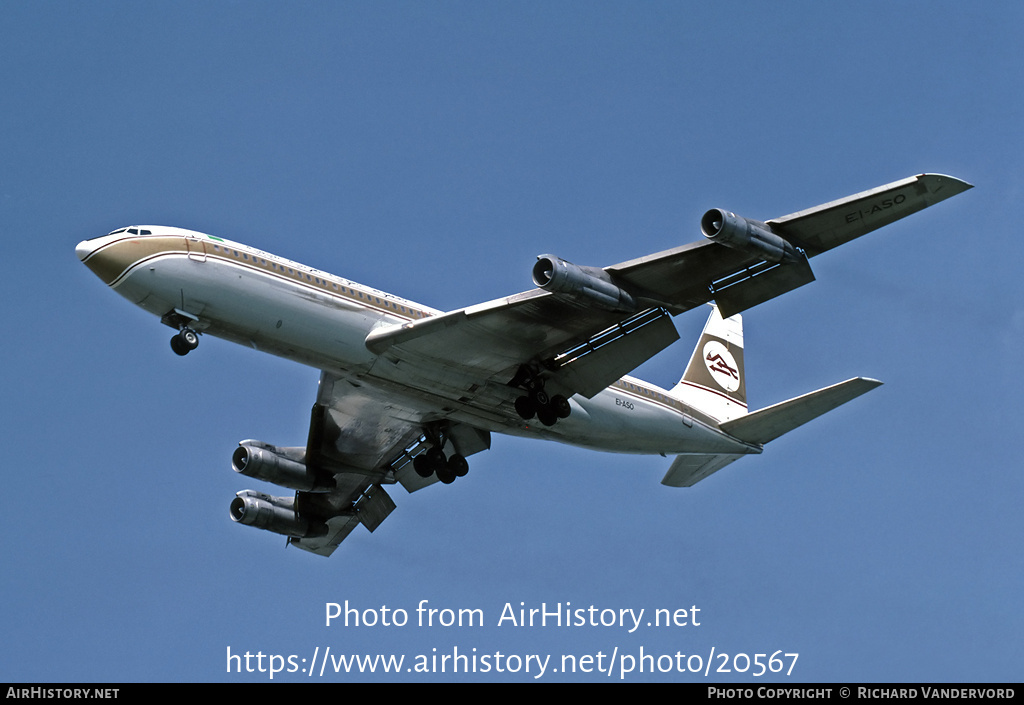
766,173,972,256
609,173,972,316
284,372,423,556
365,290,682,401
289,371,489,557
366,174,971,400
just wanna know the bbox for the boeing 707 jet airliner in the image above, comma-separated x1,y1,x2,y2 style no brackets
77,173,971,556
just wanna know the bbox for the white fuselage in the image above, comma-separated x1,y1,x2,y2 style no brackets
77,227,756,459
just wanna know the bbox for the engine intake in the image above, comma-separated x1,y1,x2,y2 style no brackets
232,440,333,491
532,255,637,312
701,209,800,264
229,490,327,539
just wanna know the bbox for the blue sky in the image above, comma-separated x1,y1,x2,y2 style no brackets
2,1,1021,683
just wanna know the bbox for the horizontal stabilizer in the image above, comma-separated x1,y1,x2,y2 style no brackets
720,377,882,445
661,453,745,488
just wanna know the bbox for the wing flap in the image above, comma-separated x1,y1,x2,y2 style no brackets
290,514,361,557
712,254,816,318
720,377,883,445
353,484,396,533
552,308,680,398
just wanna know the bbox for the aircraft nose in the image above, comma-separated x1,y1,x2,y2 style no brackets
75,239,95,261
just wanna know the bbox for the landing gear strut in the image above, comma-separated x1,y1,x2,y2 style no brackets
412,425,470,484
170,327,200,356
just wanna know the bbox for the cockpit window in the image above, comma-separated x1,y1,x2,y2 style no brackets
107,228,127,235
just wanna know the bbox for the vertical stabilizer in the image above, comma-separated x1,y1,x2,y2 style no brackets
669,304,747,422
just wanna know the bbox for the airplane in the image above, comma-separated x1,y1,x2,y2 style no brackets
76,173,971,556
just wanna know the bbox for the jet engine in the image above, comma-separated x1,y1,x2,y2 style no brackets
231,440,333,491
701,209,801,264
532,255,637,312
229,490,327,539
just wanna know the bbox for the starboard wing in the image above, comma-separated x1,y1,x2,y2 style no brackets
364,174,971,401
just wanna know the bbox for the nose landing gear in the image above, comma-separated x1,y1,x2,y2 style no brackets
162,309,202,357
170,327,200,356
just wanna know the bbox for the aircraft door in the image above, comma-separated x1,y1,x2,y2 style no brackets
186,237,207,262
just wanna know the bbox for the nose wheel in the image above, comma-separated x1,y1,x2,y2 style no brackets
170,328,200,356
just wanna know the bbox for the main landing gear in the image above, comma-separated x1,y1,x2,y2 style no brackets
170,327,200,356
509,365,571,427
412,446,468,485
411,425,469,485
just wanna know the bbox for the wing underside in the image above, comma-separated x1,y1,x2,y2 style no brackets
286,372,433,556
365,174,972,400
288,371,492,557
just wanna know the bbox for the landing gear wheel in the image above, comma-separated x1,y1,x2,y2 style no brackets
171,328,199,356
531,388,550,407
537,407,558,427
413,455,433,478
550,394,571,419
425,447,447,473
170,334,189,356
436,464,457,484
448,454,469,478
180,328,199,350
514,395,537,420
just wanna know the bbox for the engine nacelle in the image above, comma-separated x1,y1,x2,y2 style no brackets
532,255,637,312
232,440,333,491
701,209,800,264
229,490,327,539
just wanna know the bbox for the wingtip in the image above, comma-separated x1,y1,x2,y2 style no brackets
918,173,974,192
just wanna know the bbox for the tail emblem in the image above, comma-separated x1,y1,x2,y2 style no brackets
702,341,741,392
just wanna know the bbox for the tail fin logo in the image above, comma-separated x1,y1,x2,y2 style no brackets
702,340,741,392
